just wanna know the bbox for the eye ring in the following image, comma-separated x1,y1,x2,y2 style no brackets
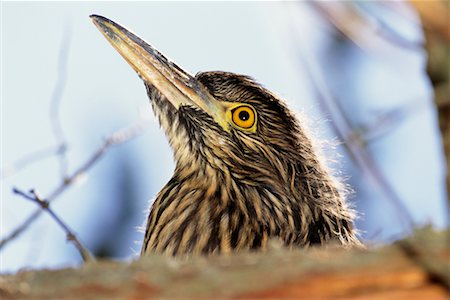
231,105,256,129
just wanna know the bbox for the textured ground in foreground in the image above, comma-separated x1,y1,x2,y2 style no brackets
1,228,449,299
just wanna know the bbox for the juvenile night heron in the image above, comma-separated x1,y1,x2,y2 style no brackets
91,15,360,256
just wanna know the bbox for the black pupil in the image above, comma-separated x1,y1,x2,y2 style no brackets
238,110,250,121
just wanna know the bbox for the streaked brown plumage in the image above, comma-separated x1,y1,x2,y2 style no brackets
91,15,360,256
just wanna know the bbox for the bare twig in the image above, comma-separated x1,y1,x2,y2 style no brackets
0,118,149,250
12,188,94,263
49,23,72,179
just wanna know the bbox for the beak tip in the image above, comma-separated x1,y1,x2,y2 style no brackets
90,14,118,41
90,14,112,28
89,14,102,20
89,14,100,24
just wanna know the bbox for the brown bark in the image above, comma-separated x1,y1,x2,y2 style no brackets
1,228,448,299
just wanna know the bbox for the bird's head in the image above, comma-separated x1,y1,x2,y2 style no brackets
91,15,358,250
92,15,309,185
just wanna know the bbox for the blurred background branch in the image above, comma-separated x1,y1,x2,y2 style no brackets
312,2,422,51
291,38,415,230
0,118,149,251
1,144,65,179
289,2,435,233
0,26,150,253
49,23,71,180
1,24,72,180
284,1,449,241
410,0,450,204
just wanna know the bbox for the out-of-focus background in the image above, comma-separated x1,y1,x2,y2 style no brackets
1,2,448,272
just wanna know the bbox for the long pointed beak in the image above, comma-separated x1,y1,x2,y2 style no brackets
90,15,226,125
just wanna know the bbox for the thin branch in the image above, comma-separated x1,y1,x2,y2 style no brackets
311,2,422,52
308,1,422,55
347,99,430,144
12,188,94,263
2,25,72,181
49,23,72,179
0,118,149,250
1,144,64,179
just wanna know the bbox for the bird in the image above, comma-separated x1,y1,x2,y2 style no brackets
91,15,360,256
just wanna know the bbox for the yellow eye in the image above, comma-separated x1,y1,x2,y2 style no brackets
231,105,256,129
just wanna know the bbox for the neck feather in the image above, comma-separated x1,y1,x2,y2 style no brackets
141,159,358,256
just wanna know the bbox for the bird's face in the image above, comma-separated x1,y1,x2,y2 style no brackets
91,16,303,185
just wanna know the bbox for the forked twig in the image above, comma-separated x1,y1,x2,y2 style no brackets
0,119,149,250
12,188,94,263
